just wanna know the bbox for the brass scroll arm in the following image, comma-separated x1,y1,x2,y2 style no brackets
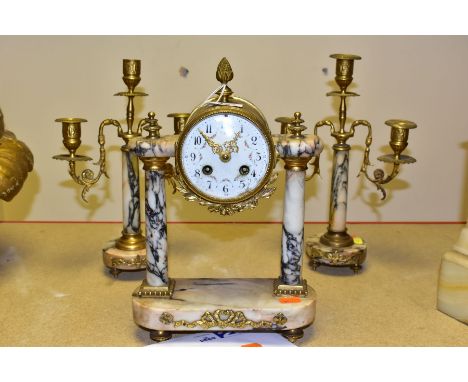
305,156,320,181
305,119,335,182
56,118,123,202
353,119,391,200
356,119,417,201
314,119,335,137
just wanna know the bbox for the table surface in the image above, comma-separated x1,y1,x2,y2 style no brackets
0,222,466,346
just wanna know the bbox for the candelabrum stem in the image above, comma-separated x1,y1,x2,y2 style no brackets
339,96,347,132
127,95,135,133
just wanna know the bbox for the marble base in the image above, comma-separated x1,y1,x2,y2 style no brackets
133,278,316,338
102,240,146,277
437,250,468,324
453,227,468,255
306,235,367,273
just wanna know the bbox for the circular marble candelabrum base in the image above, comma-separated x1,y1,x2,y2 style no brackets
306,235,367,273
102,240,146,277
132,278,316,343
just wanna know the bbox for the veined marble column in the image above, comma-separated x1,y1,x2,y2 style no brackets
329,149,349,232
273,130,322,289
143,159,169,287
281,170,306,285
122,148,141,236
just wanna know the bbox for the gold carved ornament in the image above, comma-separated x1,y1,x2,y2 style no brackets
0,109,34,201
159,309,287,330
111,255,146,268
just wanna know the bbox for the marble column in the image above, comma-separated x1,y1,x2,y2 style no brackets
122,148,141,236
281,170,306,285
144,165,168,287
329,149,349,232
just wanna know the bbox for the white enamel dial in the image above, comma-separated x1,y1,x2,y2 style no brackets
180,113,271,201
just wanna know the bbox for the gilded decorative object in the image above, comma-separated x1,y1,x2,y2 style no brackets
174,170,277,215
359,119,417,199
133,279,175,298
307,53,417,272
150,330,172,342
273,277,308,297
111,255,146,268
159,309,288,330
281,328,304,343
275,116,294,134
167,113,190,134
0,109,34,201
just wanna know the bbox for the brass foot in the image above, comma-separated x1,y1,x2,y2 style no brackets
110,267,121,278
352,264,362,274
310,259,319,271
150,330,172,342
281,328,304,343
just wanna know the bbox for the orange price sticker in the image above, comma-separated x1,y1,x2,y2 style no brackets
241,343,263,347
353,236,364,245
279,296,302,304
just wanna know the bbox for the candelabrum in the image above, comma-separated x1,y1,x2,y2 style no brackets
53,59,158,276
305,54,417,273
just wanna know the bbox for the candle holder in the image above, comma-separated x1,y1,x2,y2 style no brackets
306,54,417,273
53,59,155,277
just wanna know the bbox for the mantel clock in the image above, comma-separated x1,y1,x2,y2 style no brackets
129,57,323,342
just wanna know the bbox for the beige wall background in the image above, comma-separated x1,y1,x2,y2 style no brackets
0,35,466,222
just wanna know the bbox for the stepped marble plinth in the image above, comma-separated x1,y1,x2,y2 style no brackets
306,235,367,273
133,278,316,340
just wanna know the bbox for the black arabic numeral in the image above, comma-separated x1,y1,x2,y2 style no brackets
194,136,202,145
251,136,258,145
206,125,212,134
195,169,201,177
223,185,229,193
190,152,196,161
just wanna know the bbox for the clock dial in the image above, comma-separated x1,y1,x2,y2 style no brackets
180,113,271,201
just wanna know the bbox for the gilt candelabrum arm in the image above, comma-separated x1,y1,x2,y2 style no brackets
353,119,399,200
67,118,122,202
305,119,336,182
314,119,335,137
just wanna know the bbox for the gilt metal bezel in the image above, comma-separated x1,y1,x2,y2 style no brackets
175,96,277,213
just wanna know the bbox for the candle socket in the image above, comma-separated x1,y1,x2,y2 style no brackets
387,119,417,159
53,118,91,162
167,113,190,134
122,59,141,93
330,53,361,92
275,116,294,134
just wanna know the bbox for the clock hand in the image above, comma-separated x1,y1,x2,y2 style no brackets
199,130,222,155
223,131,241,154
